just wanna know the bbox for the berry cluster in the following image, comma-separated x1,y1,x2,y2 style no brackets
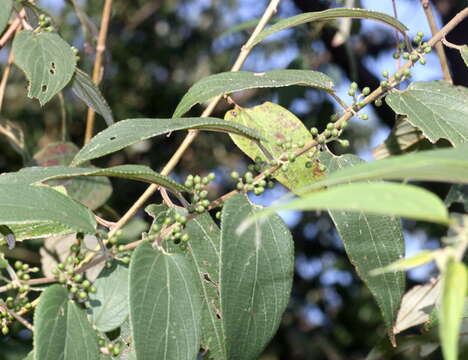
38,14,54,32
99,338,123,357
310,119,349,149
51,244,96,302
231,156,275,196
185,173,216,214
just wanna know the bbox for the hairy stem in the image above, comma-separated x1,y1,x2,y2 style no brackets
83,0,113,144
420,0,453,83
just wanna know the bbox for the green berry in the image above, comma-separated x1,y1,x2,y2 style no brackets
193,175,201,184
288,153,296,162
348,89,355,96
215,211,221,219
201,200,210,208
89,286,97,294
305,161,313,168
317,135,326,144
419,58,427,65
339,121,348,130
375,98,383,107
380,80,388,88
73,274,83,283
78,291,88,300
403,68,411,77
340,139,350,147
230,171,239,180
331,129,339,137
318,164,326,172
70,286,78,294
326,122,334,130
362,87,370,95
359,114,369,120
208,172,216,181
323,130,331,138
2,326,8,335
196,206,205,214
413,36,422,44
82,280,91,289
381,71,389,78
236,183,244,191
330,114,339,122
70,244,80,253
392,52,400,59
184,180,193,188
199,190,208,199
350,82,358,89
14,261,22,270
417,31,424,38
424,46,431,53
410,54,419,61
21,273,30,281
254,187,264,196
310,127,318,135
402,52,410,60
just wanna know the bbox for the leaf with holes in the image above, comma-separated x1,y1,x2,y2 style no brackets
386,81,468,146
129,242,202,360
31,142,112,210
34,285,100,360
71,68,114,126
225,102,321,191
174,70,334,118
88,262,129,332
0,0,13,34
0,184,96,235
12,30,76,105
0,164,188,193
220,194,294,359
72,117,261,165
322,154,405,343
251,8,408,47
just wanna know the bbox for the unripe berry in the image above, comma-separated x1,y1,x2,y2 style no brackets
310,127,318,135
359,114,369,120
362,87,370,95
230,171,239,180
381,71,389,78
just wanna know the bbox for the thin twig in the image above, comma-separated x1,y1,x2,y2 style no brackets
0,9,26,49
0,301,33,331
83,0,113,144
391,0,401,74
441,37,464,50
96,0,281,242
420,0,453,83
0,47,15,111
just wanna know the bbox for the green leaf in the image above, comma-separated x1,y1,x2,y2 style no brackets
299,144,468,192
225,102,321,191
323,154,405,342
174,70,334,118
220,194,294,360
34,285,100,360
251,8,408,47
0,164,188,193
372,117,431,160
0,184,96,234
129,242,202,360
439,259,468,360
12,30,76,105
88,262,129,332
71,68,114,126
184,213,225,358
258,182,449,224
219,17,278,37
0,0,13,34
386,81,468,146
31,142,112,210
370,250,436,276
72,117,261,165
459,45,468,67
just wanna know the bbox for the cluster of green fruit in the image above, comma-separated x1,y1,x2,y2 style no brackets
310,120,349,148
150,213,190,245
0,293,32,335
37,14,54,32
393,32,432,65
51,244,96,301
99,338,124,357
185,173,216,214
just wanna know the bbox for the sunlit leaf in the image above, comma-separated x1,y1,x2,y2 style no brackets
252,8,408,47
370,251,437,276
174,70,334,118
459,45,468,67
386,81,468,146
225,102,322,191
439,259,468,360
12,30,76,105
72,117,261,165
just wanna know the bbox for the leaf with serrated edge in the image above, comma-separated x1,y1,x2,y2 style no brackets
225,102,321,191
34,285,100,360
12,30,76,105
0,184,96,234
0,164,188,193
174,70,334,118
185,213,225,359
129,242,202,360
88,262,129,332
72,117,261,165
31,142,112,210
220,194,294,360
394,278,441,335
439,259,468,360
0,0,13,34
297,144,468,193
386,81,468,146
71,69,114,126
323,154,405,342
252,8,408,47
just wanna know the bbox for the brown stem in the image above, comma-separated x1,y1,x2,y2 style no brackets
83,0,113,144
0,46,15,111
0,301,33,331
420,0,453,83
0,10,25,49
